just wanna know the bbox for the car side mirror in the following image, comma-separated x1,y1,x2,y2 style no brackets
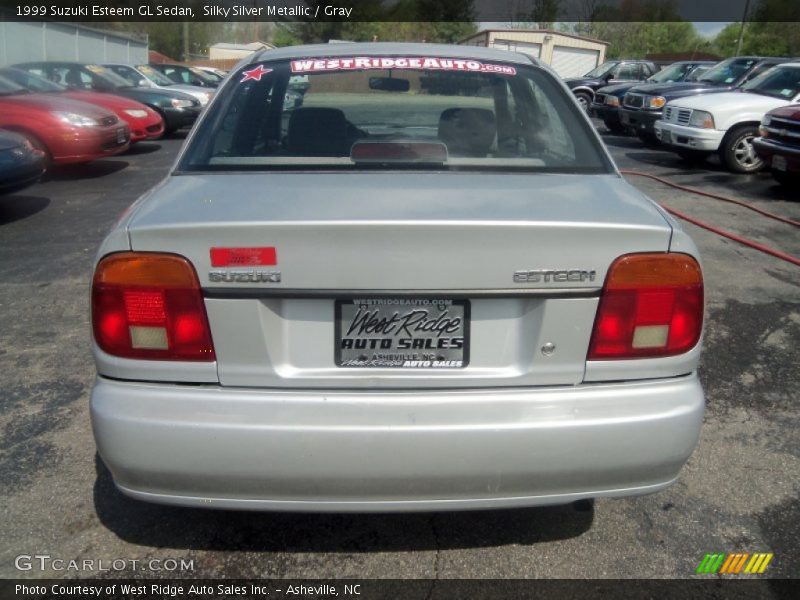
139,79,149,87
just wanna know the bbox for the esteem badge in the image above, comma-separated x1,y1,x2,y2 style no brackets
513,269,596,283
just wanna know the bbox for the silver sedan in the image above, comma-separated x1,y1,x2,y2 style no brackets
90,43,705,512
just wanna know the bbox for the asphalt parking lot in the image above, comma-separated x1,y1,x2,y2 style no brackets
0,123,798,582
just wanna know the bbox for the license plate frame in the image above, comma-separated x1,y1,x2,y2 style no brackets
335,298,470,369
661,129,672,144
116,128,127,144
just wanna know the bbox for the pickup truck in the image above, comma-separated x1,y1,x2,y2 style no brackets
655,62,800,173
620,57,786,141
592,61,714,133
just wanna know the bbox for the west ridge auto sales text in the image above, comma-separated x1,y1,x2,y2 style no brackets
16,583,355,597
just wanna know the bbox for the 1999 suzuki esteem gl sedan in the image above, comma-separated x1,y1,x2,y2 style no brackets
90,43,705,512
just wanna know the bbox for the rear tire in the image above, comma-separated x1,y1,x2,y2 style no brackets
772,170,799,190
575,92,592,113
720,125,764,173
676,149,711,163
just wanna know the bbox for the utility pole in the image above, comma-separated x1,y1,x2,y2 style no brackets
183,21,190,61
252,0,258,41
735,0,751,56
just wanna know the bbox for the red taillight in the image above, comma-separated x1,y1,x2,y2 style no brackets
92,253,215,361
588,253,703,360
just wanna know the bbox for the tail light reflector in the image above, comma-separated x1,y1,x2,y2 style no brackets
92,253,215,361
588,253,703,360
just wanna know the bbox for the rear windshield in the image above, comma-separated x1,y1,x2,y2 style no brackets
180,56,611,173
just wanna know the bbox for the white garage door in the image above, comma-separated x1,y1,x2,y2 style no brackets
550,47,600,78
491,39,542,60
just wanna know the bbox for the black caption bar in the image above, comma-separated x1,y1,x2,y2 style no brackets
0,0,798,22
1,579,797,600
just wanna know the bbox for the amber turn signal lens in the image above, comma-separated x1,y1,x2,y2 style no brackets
92,252,215,361
588,253,703,360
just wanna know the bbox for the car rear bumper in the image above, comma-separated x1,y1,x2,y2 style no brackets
654,121,724,151
92,374,704,512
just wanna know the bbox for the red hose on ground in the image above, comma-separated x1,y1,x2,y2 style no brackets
660,204,800,268
619,169,800,268
620,169,800,228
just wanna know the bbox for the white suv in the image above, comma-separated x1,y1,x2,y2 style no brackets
655,62,800,172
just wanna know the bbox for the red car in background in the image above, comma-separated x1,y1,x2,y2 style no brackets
754,104,800,188
0,67,163,142
0,75,130,165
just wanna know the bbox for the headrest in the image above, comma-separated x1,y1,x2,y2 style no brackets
438,108,497,157
287,107,349,157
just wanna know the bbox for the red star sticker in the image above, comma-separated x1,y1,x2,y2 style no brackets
240,65,273,82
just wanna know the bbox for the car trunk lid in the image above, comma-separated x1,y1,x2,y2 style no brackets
127,172,672,388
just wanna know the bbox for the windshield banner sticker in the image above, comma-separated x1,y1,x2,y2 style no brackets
290,57,516,76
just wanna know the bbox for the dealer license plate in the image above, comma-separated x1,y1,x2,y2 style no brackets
772,155,787,171
116,128,127,144
661,129,672,144
335,298,469,369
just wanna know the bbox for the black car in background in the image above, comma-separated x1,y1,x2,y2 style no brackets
592,61,715,133
0,129,46,195
564,60,660,111
12,62,202,134
148,63,220,88
619,56,787,140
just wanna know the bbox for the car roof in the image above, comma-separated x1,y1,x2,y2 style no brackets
14,61,103,69
249,42,540,67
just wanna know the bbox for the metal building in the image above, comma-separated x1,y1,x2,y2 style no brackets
0,21,148,66
458,29,608,78
208,41,275,61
